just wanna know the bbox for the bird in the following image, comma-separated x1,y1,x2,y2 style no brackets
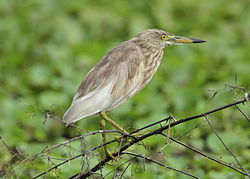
63,29,205,134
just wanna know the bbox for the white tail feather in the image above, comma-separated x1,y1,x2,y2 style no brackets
63,83,113,124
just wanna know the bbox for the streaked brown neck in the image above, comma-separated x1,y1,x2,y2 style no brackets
131,38,164,89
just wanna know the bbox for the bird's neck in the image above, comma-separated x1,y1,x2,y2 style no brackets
131,38,164,56
132,37,164,75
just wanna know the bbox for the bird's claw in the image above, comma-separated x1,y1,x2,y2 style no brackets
104,148,118,162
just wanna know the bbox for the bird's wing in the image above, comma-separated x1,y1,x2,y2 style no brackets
74,41,143,100
63,41,144,124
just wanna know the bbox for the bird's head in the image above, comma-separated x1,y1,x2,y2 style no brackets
135,29,206,48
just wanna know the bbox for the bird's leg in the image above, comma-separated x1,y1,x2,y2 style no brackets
99,118,116,160
100,111,137,145
100,112,147,154
99,111,145,143
100,111,129,134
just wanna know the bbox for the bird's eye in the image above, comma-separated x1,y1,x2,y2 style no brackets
161,35,169,40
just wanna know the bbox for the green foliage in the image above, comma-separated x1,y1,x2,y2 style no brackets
0,0,249,178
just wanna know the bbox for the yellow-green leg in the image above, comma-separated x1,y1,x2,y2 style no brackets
99,111,130,159
99,111,149,159
100,111,128,134
99,111,147,141
99,118,111,157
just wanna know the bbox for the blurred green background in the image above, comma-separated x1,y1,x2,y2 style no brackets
0,0,249,178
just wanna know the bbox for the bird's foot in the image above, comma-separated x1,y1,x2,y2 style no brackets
102,147,119,164
106,150,117,161
114,129,151,143
132,129,152,137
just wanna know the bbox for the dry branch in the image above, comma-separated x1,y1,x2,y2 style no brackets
66,98,249,179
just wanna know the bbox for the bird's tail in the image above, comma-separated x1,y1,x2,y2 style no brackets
63,83,114,125
63,99,99,125
63,91,113,125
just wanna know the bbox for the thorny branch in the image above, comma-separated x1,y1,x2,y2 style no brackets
67,97,249,179
9,95,247,178
161,134,248,176
203,115,249,175
16,129,128,166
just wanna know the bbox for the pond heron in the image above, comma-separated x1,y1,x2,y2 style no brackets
63,29,205,136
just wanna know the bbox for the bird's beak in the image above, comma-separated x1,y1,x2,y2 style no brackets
170,35,206,44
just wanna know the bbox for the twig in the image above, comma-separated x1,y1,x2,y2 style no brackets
33,153,86,179
0,137,24,162
130,116,173,134
161,134,249,177
33,135,122,179
68,98,247,178
160,123,205,150
235,104,250,122
15,129,128,169
122,152,199,179
118,162,131,179
203,115,249,177
225,84,245,94
104,157,135,178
